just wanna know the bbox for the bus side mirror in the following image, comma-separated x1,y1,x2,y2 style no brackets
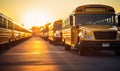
70,16,73,26
118,15,120,26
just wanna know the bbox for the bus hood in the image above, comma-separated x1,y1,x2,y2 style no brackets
78,25,118,40
79,25,117,31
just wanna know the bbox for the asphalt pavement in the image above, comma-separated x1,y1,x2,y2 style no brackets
0,36,120,71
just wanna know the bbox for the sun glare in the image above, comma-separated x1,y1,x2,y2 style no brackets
22,10,51,28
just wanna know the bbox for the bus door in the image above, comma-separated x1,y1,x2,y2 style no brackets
118,15,120,26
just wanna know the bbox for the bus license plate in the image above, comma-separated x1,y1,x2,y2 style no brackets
102,43,110,47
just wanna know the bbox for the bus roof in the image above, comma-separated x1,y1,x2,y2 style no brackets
54,20,62,24
73,4,115,14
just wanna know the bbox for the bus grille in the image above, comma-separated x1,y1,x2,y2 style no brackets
94,31,117,40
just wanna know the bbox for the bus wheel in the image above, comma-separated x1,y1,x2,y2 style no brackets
64,39,71,50
78,47,85,56
64,44,71,50
53,41,57,45
115,49,120,56
8,39,11,48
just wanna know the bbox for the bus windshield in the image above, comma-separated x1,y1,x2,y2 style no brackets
75,14,115,26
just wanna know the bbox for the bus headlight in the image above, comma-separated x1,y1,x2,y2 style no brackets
54,31,61,37
78,32,85,38
78,32,94,40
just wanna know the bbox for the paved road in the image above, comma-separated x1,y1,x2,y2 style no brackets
0,37,120,71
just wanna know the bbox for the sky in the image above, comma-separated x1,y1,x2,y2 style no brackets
0,0,120,28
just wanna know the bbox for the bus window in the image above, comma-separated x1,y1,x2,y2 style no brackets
75,14,115,26
118,15,120,26
70,15,73,26
0,16,2,28
3,18,7,28
63,17,70,29
8,20,13,29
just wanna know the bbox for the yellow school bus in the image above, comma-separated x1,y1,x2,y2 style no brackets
42,23,51,40
48,20,62,44
0,13,32,49
116,13,120,40
39,26,44,38
62,4,120,56
116,13,120,30
39,23,51,40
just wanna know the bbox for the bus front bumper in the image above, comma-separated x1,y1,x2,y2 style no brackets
79,40,120,50
54,37,62,42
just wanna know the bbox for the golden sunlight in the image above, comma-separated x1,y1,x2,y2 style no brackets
22,10,51,28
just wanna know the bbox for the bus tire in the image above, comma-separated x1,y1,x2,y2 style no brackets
53,41,57,45
64,44,71,50
64,39,71,50
115,49,120,56
8,38,11,48
78,46,87,56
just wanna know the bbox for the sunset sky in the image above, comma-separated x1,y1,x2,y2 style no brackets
0,0,120,28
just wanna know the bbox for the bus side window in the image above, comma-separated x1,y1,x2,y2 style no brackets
3,18,6,28
0,16,2,28
70,15,73,26
63,17,70,29
8,21,13,30
118,15,120,26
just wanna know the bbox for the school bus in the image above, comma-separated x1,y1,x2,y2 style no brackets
39,26,44,38
62,4,120,56
116,13,120,30
0,13,32,48
48,20,62,44
116,13,120,40
42,23,51,40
